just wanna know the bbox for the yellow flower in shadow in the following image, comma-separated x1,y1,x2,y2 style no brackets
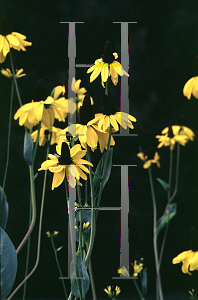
156,125,194,150
172,250,198,275
183,76,198,100
137,148,160,169
0,16,32,63
1,68,26,78
38,142,93,189
60,94,115,152
95,94,136,132
87,41,128,88
104,285,121,298
31,124,62,146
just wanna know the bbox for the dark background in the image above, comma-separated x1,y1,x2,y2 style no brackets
1,0,198,299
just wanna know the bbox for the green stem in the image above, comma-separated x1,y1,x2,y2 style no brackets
148,167,163,300
65,179,83,300
7,141,50,299
170,143,180,202
16,164,36,254
96,125,112,221
133,279,145,300
9,50,22,107
0,80,14,220
84,153,88,205
22,189,32,300
159,149,174,268
85,146,95,268
51,237,68,300
32,121,41,165
105,75,109,96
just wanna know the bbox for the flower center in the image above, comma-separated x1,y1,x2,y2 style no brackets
144,147,155,160
168,126,174,138
58,142,73,165
101,93,117,116
102,41,115,64
79,94,95,125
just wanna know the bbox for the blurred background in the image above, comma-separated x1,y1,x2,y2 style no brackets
1,0,198,299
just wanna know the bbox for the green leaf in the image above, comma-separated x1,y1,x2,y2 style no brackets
23,131,33,165
156,203,177,236
102,148,113,190
75,208,96,244
50,87,56,98
157,178,169,192
70,250,90,299
0,227,18,299
142,268,147,297
0,186,9,230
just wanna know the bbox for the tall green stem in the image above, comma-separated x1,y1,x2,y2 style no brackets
85,146,95,268
148,167,163,300
96,125,112,221
51,237,68,299
0,80,14,219
7,143,50,300
159,149,173,268
9,50,22,107
133,279,145,300
16,164,36,254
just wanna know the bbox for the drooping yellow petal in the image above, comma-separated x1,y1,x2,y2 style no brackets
183,77,198,100
90,65,103,82
52,169,65,190
110,115,119,131
86,126,98,149
172,250,192,264
103,116,110,131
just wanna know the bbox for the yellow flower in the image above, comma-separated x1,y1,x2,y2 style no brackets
14,96,66,130
189,289,198,299
75,221,90,231
38,142,93,189
0,16,32,63
53,83,76,118
156,125,194,150
183,76,198,100
1,68,26,78
117,266,130,277
87,41,128,88
46,231,59,238
95,94,136,132
172,250,198,275
137,148,160,169
60,94,115,152
104,286,121,298
132,260,144,277
31,124,62,146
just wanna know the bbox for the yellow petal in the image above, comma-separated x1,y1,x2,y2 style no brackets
110,115,119,131
183,77,198,100
52,169,65,190
86,126,98,149
90,66,102,82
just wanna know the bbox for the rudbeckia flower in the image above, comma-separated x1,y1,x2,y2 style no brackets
183,76,198,100
1,67,26,78
132,260,144,277
38,142,93,189
59,94,115,152
53,81,76,118
117,266,130,277
103,286,121,298
172,250,198,275
87,41,128,88
156,125,194,150
137,148,160,169
0,16,32,63
173,228,198,275
31,123,62,146
14,79,67,130
95,94,136,132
